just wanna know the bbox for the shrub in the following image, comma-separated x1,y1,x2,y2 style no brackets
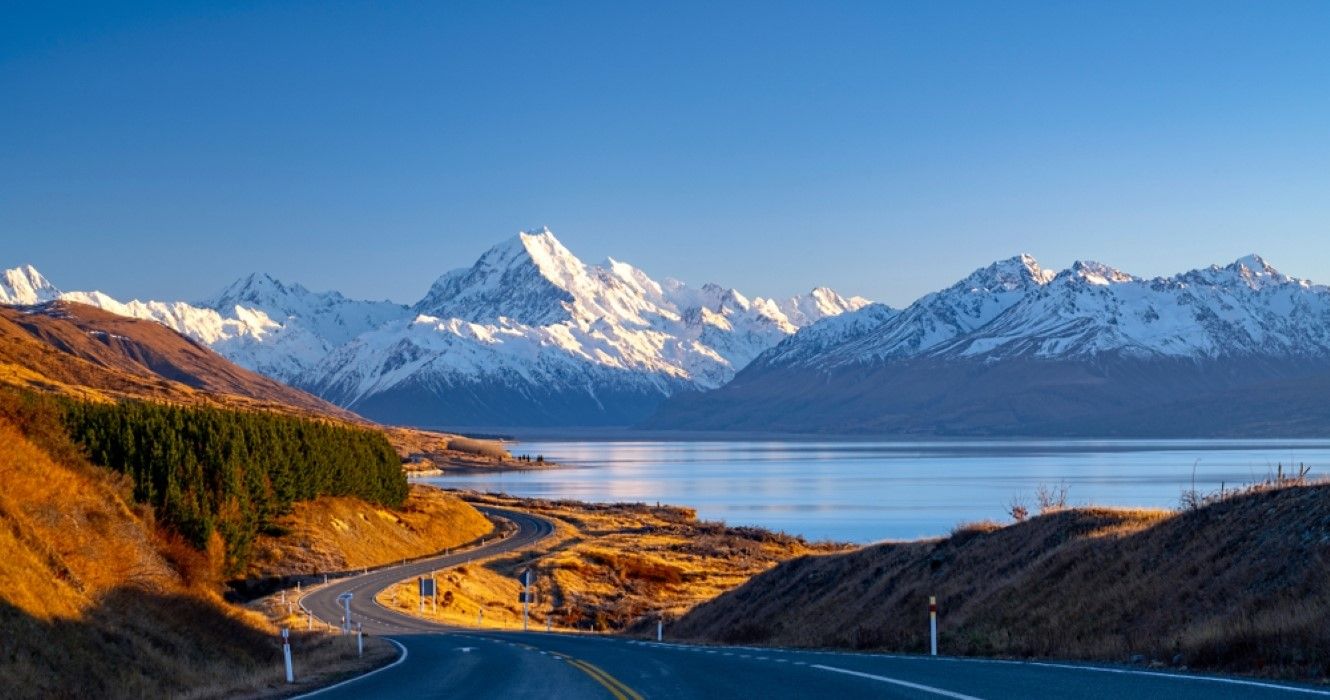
53,396,407,574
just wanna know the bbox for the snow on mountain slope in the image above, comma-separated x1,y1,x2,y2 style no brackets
771,287,872,327
53,288,328,382
310,229,863,422
751,253,1330,374
650,253,1330,437
2,230,865,426
0,265,61,305
0,265,411,384
203,273,408,347
942,255,1330,361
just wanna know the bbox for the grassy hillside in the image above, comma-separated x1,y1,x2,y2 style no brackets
0,386,454,697
15,392,407,574
0,410,334,697
0,301,357,419
673,483,1330,679
379,493,849,632
247,485,494,578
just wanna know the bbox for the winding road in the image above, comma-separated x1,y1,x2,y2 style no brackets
296,506,1330,699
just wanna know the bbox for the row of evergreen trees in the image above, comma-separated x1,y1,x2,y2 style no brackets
60,399,407,572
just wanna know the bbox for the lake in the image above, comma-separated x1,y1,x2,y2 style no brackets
423,439,1330,543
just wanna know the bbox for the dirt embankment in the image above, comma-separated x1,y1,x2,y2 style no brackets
378,493,850,632
246,484,495,579
673,483,1330,680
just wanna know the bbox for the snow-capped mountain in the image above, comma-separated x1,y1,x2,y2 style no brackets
203,273,408,348
0,265,61,305
757,253,1330,370
1,228,865,426
309,229,865,425
0,265,410,384
54,277,408,384
648,254,1330,436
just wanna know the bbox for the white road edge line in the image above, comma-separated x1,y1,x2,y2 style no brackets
811,664,984,700
1022,661,1330,697
290,638,409,699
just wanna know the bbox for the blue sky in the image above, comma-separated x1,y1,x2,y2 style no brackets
2,1,1328,307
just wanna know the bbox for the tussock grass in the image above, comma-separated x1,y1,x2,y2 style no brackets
674,485,1330,680
377,493,850,632
445,437,511,460
244,485,494,580
0,415,399,698
0,419,271,698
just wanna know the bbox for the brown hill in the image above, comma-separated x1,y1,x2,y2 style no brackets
0,301,356,418
673,483,1330,679
0,407,279,696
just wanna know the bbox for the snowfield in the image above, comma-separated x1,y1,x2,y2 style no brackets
2,229,866,425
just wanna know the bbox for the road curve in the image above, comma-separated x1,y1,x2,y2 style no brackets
296,507,1330,700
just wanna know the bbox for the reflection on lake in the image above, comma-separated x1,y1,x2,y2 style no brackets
424,440,1330,543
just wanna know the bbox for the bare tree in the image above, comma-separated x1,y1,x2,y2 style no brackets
1035,481,1069,514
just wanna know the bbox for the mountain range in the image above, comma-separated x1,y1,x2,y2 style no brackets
647,254,1330,436
1,230,867,427
8,237,1330,435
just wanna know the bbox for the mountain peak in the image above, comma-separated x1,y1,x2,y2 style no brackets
1229,253,1278,276
1067,260,1134,285
0,264,61,305
414,229,586,325
959,254,1055,292
1219,254,1291,289
204,272,321,311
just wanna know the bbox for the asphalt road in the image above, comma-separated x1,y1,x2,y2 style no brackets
296,507,1330,700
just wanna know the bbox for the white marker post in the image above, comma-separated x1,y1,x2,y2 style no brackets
357,622,364,657
546,618,552,632
307,610,312,631
337,592,354,635
282,628,294,683
657,618,663,642
522,570,531,632
929,596,938,657
478,609,484,627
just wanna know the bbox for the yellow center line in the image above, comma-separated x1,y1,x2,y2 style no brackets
557,655,646,700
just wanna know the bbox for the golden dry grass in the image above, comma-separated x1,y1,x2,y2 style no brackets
0,419,268,698
246,485,494,579
445,436,511,460
0,418,400,698
382,427,552,471
377,492,850,632
674,486,1330,679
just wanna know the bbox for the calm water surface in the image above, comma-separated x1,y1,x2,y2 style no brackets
423,440,1330,543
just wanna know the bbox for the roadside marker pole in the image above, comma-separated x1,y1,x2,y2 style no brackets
547,618,552,632
522,570,531,632
929,596,938,657
282,628,294,683
657,619,663,642
478,609,484,627
307,610,312,631
357,623,364,658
